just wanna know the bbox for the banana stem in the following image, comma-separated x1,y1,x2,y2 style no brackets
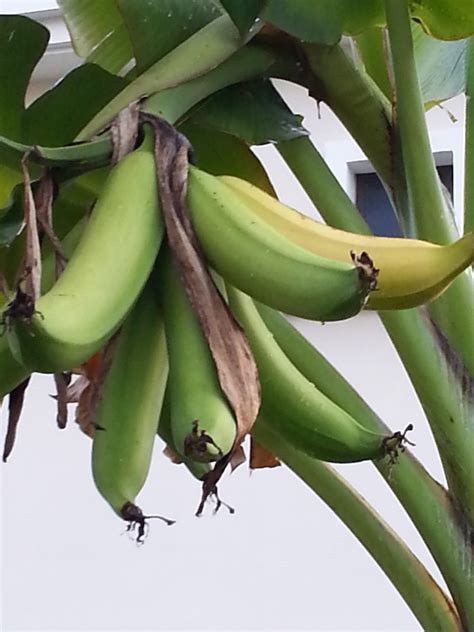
276,138,474,625
252,419,462,632
300,43,394,194
384,0,474,384
465,38,474,235
354,28,392,100
384,0,457,244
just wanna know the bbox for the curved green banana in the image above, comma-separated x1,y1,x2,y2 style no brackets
221,175,474,310
161,248,237,463
1,217,89,398
226,284,392,463
5,148,163,373
92,280,172,532
157,385,211,481
187,168,377,321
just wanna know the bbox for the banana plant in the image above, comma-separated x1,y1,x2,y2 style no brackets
1,1,473,629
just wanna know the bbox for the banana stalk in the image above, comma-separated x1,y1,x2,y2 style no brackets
256,304,474,629
252,417,462,632
277,133,474,527
384,0,474,401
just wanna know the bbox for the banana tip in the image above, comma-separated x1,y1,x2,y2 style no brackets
121,501,175,543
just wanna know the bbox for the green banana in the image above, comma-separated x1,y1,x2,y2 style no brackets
226,284,397,463
4,148,163,373
157,385,211,481
187,168,377,321
221,175,474,310
92,279,173,535
161,248,237,463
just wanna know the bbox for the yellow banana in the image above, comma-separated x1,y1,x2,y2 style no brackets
220,175,474,310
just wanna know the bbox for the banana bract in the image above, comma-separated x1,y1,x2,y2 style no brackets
187,168,376,321
6,149,163,373
221,175,474,310
161,249,237,463
226,284,387,463
92,279,167,521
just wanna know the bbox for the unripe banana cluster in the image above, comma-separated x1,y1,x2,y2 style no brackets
1,144,472,536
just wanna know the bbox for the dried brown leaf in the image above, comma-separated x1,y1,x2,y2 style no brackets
53,372,72,429
75,336,119,438
21,154,41,301
163,445,183,464
141,113,261,515
3,377,31,462
65,374,90,404
250,437,281,469
230,445,246,471
111,102,140,165
35,170,67,276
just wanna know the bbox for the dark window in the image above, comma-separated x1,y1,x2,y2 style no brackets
355,163,453,237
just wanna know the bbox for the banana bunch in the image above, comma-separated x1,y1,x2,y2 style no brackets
1,127,470,532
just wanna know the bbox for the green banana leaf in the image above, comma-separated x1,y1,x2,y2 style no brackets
76,14,244,141
355,24,469,107
185,79,308,145
56,0,133,74
0,16,48,208
178,122,275,194
0,185,23,247
0,16,49,140
219,0,267,35
23,64,128,146
117,0,223,74
261,0,474,44
262,0,384,45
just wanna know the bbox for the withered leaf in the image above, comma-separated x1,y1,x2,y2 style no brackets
21,154,42,302
75,336,118,438
111,102,140,165
163,445,183,465
35,170,67,277
65,374,90,404
250,437,281,469
141,113,261,515
3,377,31,462
52,372,72,429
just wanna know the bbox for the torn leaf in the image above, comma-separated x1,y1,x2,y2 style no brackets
250,437,280,469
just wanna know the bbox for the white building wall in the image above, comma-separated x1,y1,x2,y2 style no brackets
1,6,467,631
